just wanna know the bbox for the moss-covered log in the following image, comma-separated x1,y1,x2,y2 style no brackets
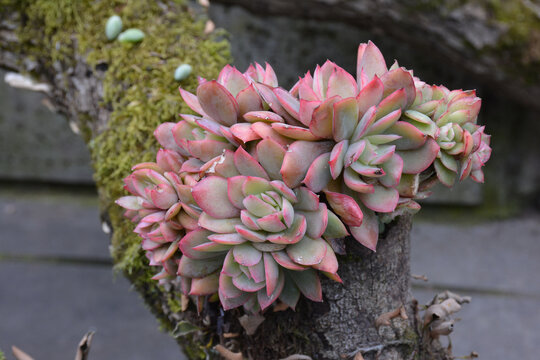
1,1,459,359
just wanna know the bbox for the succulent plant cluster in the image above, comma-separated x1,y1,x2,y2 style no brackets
117,41,491,314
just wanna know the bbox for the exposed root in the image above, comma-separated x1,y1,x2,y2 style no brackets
215,344,244,360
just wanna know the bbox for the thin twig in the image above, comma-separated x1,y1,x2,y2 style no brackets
214,344,244,360
11,346,34,360
74,330,95,360
344,340,414,358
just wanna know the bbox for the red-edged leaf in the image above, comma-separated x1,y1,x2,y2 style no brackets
230,123,260,143
302,152,332,193
387,121,427,150
179,88,207,116
324,191,363,226
234,147,270,179
233,243,262,267
271,123,321,141
299,99,320,126
333,97,359,142
358,41,387,82
243,111,284,123
190,272,219,296
280,140,334,188
356,76,384,115
266,215,307,244
237,84,264,115
329,140,348,179
264,253,280,296
271,251,307,271
380,68,416,106
289,268,322,302
310,96,340,139
258,270,284,310
343,167,374,193
274,87,300,119
398,138,440,174
349,205,379,251
327,66,357,98
358,185,399,213
192,176,240,218
177,255,224,277
196,80,239,126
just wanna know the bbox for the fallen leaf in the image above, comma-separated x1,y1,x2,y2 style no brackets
239,314,265,335
375,305,406,329
214,344,243,360
273,302,289,312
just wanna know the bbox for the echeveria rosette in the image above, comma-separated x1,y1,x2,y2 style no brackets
176,147,348,313
116,149,201,282
403,84,491,188
268,42,440,250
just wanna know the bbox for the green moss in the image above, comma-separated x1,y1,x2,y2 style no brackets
2,0,230,352
167,296,185,314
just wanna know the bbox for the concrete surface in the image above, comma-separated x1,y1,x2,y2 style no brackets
0,188,183,360
410,215,540,359
0,188,539,359
0,262,183,360
0,70,94,184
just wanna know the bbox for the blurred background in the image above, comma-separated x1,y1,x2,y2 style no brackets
1,1,539,359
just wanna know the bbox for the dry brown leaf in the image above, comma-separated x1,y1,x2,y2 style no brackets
375,305,406,329
239,314,265,335
429,319,455,338
223,332,240,338
272,302,289,312
214,344,243,360
423,299,461,326
12,346,34,360
412,274,428,281
354,352,365,360
181,294,189,312
399,305,408,320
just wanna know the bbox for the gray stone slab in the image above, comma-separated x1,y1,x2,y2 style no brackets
0,70,94,184
420,181,483,206
0,261,184,360
410,215,540,295
0,191,110,259
412,288,540,360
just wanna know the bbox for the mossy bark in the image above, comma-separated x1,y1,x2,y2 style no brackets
1,1,453,359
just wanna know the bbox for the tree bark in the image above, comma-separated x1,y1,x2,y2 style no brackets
1,1,457,359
